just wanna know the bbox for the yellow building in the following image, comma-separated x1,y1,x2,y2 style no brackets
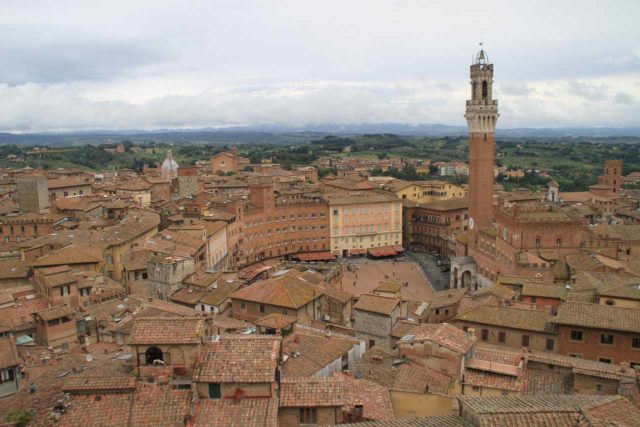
379,179,466,204
326,191,402,256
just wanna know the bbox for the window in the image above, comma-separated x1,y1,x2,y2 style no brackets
435,309,440,315
472,386,480,392
570,330,583,342
282,309,288,316
521,335,530,347
240,302,246,309
556,238,562,246
595,384,603,393
546,339,555,350
481,329,488,341
498,331,506,343
333,209,338,216
632,337,640,349
208,383,221,398
570,354,582,359
145,347,163,365
605,300,614,306
300,408,317,424
0,368,15,384
600,334,614,345
259,304,265,313
599,358,612,364
481,80,488,99
535,237,541,246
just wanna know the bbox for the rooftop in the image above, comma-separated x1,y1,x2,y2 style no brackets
231,269,320,309
129,317,204,345
279,375,394,421
353,293,400,316
194,335,280,383
553,301,640,334
455,304,553,333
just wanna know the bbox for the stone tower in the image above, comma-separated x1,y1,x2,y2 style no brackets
17,175,50,213
465,48,499,234
600,159,622,195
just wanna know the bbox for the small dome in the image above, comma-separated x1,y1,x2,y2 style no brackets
161,149,179,172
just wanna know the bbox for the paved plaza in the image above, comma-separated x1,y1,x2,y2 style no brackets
337,259,435,302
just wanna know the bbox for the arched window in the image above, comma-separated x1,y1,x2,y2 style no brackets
472,81,477,99
482,81,488,99
145,347,163,365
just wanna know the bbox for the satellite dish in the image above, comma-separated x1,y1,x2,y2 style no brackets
85,353,93,363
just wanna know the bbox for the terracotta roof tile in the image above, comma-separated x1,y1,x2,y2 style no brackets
455,304,553,333
401,323,475,354
580,395,640,426
254,313,298,329
36,304,74,322
553,301,640,333
129,383,192,427
231,270,321,309
281,329,359,378
338,416,471,427
60,394,132,427
0,336,19,369
193,398,278,427
353,294,400,316
129,317,204,345
194,336,280,383
279,375,394,421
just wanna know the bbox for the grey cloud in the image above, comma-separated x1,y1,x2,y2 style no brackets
499,82,535,96
566,81,609,101
0,26,171,85
614,92,634,105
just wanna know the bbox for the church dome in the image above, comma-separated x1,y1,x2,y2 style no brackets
161,149,179,178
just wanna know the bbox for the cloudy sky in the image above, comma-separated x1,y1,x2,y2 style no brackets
1,0,638,132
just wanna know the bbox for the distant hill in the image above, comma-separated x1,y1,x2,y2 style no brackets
1,124,639,146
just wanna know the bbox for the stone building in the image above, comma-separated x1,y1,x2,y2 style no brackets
352,293,402,349
16,174,49,213
177,165,199,198
148,254,196,300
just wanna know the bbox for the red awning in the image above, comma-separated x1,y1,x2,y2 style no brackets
368,248,398,258
349,249,367,255
393,245,405,253
293,252,336,262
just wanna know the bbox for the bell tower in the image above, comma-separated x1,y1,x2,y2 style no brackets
465,47,499,235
